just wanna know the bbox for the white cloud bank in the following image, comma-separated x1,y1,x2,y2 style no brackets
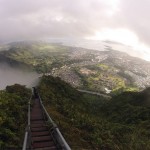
0,0,150,60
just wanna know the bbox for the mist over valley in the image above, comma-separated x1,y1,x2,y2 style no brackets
0,62,39,90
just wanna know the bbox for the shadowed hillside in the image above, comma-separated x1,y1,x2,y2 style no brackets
0,84,31,149
38,75,150,150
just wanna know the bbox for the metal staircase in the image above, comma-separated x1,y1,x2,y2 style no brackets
22,88,71,150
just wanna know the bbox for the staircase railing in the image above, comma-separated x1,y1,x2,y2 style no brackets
22,96,31,150
22,88,71,150
38,93,71,150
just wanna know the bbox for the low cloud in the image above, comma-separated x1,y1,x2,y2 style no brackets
0,0,119,42
0,0,150,59
0,63,39,90
116,0,150,46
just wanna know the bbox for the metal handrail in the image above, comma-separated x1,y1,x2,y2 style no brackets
39,95,54,124
38,94,71,150
22,96,31,150
22,88,71,150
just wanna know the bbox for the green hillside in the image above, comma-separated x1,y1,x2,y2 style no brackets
0,42,144,94
0,42,72,73
0,75,149,149
38,75,150,150
0,84,31,149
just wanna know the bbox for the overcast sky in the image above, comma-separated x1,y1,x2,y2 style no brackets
0,0,150,60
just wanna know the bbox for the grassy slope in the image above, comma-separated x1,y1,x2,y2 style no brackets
0,43,71,73
0,84,31,149
38,75,150,150
76,63,138,94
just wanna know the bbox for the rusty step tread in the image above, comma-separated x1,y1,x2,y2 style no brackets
31,112,43,114
31,123,46,128
31,127,48,132
31,119,44,122
32,135,53,142
31,113,43,115
31,120,45,124
31,109,42,111
32,131,50,137
31,116,43,119
31,122,45,126
31,114,43,116
31,117,44,121
31,114,43,118
33,141,55,148
32,110,41,111
31,108,42,110
32,107,41,109
31,112,42,114
31,111,43,113
33,146,57,150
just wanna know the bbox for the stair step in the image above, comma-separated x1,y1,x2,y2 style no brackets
31,111,43,114
32,107,41,109
31,120,45,124
31,123,45,128
31,119,44,121
32,136,53,142
32,131,50,137
31,109,43,111
31,127,48,132
34,146,57,150
31,115,43,118
33,141,55,148
31,115,42,117
31,117,44,121
29,98,61,149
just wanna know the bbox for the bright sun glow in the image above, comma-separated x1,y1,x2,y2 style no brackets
87,28,150,61
89,28,139,46
134,43,150,61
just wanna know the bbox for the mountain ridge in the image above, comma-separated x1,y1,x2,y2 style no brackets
0,41,150,93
